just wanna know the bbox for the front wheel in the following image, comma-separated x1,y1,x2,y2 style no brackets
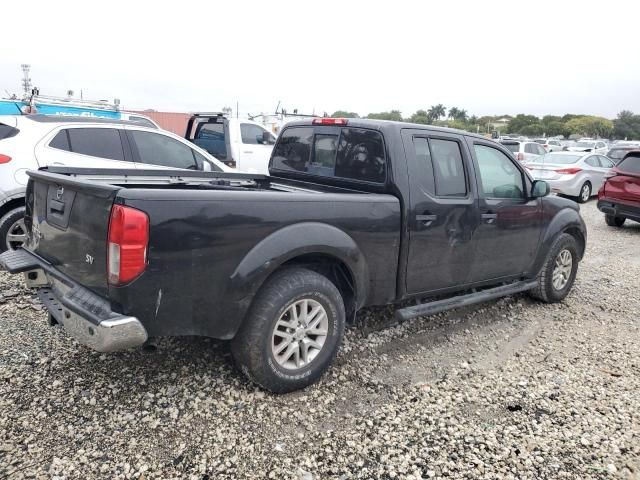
605,215,625,227
576,182,591,203
529,233,579,303
231,268,345,393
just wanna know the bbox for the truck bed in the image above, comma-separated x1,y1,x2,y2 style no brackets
24,168,401,339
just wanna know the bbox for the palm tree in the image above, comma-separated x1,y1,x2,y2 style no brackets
457,109,468,122
428,104,446,122
448,107,460,120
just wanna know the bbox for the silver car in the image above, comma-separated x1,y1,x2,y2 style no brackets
526,152,615,203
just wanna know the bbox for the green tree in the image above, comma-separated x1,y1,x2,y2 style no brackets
366,110,403,121
506,114,540,134
613,110,640,140
427,104,446,122
331,110,360,118
409,109,431,124
448,107,460,120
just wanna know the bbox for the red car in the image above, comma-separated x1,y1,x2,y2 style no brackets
597,151,640,227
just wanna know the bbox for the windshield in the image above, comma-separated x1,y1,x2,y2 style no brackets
576,141,596,148
607,149,630,160
502,142,519,153
537,153,582,165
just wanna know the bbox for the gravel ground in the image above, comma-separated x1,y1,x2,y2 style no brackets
0,200,639,480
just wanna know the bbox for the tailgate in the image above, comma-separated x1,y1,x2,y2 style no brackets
25,170,121,297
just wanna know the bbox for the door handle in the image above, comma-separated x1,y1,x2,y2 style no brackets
243,150,254,154
481,213,498,224
416,214,437,227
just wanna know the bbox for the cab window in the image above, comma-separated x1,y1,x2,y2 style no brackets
473,144,524,199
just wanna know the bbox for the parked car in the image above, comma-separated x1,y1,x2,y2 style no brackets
534,138,563,152
526,151,614,203
606,144,640,164
0,118,587,393
598,151,640,227
185,112,277,174
567,140,608,154
0,115,231,252
500,140,546,162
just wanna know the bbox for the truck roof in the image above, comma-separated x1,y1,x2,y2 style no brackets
283,118,489,140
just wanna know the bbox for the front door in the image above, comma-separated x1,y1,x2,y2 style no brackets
466,139,543,282
402,129,479,294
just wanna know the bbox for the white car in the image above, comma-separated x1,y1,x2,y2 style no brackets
526,151,614,203
567,140,608,155
500,140,546,163
533,138,563,152
0,114,231,252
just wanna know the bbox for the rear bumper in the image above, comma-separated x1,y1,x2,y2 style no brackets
0,249,147,352
544,176,583,197
598,198,640,222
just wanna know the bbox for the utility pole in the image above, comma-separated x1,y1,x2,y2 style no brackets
20,64,32,97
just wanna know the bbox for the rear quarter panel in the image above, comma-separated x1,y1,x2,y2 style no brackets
111,189,401,339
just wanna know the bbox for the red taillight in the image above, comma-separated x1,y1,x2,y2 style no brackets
555,167,582,175
312,118,348,126
0,154,11,164
107,205,149,285
516,152,524,161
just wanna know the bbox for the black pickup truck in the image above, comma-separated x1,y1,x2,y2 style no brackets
0,118,587,392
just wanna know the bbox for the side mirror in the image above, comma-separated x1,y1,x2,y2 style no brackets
531,180,550,198
262,131,275,145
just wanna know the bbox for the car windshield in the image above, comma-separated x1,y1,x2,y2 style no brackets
502,143,519,153
607,149,630,160
576,141,596,148
539,153,582,164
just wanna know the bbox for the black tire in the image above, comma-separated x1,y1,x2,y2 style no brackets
575,182,591,204
529,233,579,303
605,215,626,227
231,268,345,393
0,206,26,253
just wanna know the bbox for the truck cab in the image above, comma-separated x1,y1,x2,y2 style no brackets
185,113,276,173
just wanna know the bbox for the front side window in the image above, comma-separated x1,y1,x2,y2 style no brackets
130,131,197,169
271,127,386,183
430,139,466,197
241,123,274,145
67,128,125,160
474,145,524,199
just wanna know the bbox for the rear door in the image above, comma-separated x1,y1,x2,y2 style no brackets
39,127,134,169
401,129,479,294
467,139,543,282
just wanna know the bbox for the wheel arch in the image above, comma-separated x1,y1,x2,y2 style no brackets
228,222,369,327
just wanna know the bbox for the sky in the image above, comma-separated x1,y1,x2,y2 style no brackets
2,0,639,119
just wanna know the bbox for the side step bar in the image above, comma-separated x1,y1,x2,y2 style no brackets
395,280,538,322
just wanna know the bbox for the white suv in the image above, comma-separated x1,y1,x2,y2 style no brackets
500,140,546,163
0,115,231,252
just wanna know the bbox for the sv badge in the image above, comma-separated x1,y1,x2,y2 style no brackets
85,254,94,265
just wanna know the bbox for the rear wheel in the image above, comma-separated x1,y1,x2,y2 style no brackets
0,207,27,253
529,233,579,303
231,268,345,393
576,182,591,203
605,215,625,227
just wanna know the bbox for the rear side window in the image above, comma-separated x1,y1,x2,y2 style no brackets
618,155,640,174
430,139,467,197
67,128,125,160
0,123,19,140
272,127,386,183
49,130,70,151
130,131,198,170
